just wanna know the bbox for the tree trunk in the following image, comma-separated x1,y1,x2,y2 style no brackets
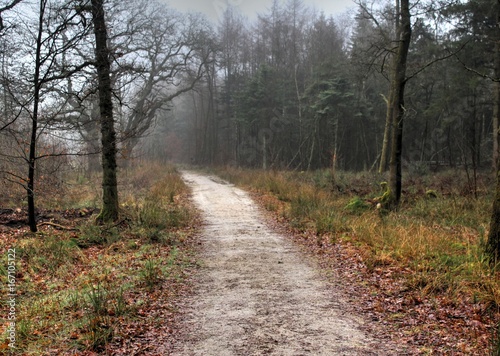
493,19,500,172
378,0,400,174
487,167,500,262
27,0,46,233
388,0,411,209
91,0,119,223
486,3,500,261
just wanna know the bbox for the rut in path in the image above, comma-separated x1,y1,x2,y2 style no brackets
174,172,397,356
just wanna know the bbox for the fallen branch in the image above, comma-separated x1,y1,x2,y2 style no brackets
38,221,77,231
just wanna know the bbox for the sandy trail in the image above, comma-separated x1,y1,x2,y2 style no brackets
173,171,397,355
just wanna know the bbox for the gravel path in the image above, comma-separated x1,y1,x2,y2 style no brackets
173,171,398,355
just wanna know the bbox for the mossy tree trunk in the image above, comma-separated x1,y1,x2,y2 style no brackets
91,0,119,223
387,0,411,209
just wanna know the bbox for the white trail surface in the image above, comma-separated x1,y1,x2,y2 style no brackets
174,171,396,355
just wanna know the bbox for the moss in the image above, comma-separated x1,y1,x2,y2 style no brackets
374,182,391,208
426,190,438,199
344,197,369,214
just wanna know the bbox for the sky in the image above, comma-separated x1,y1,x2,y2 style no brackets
161,0,357,23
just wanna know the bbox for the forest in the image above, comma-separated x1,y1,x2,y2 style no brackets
1,0,500,353
0,0,498,229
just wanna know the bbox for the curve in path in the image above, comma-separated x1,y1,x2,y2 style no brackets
174,171,395,356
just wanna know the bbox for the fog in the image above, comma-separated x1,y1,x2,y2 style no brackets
162,0,356,22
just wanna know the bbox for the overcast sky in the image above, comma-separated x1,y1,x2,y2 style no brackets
161,0,357,23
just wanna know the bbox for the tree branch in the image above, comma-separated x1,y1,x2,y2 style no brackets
406,41,469,82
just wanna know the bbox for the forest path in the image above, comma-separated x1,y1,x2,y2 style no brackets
173,171,396,355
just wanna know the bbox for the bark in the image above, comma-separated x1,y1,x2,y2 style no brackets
27,0,45,232
91,0,119,223
487,167,500,262
388,0,411,208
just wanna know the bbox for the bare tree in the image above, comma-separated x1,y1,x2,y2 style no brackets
0,0,24,132
0,0,92,231
0,0,23,35
107,0,215,161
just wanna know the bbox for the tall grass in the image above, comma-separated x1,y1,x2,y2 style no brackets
215,166,498,308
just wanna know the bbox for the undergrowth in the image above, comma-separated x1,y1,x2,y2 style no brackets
0,163,198,353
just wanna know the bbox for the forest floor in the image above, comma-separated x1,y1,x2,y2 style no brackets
0,166,201,355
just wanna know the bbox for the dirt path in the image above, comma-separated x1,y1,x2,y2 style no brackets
173,171,398,355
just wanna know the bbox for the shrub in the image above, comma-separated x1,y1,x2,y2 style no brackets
344,196,369,214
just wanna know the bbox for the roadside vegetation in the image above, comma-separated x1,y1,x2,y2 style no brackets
214,166,499,355
0,163,199,354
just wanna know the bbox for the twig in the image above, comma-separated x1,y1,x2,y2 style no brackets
38,221,77,231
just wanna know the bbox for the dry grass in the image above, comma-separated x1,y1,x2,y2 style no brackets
214,166,499,352
0,163,198,354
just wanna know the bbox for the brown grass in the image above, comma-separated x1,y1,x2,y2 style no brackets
213,166,499,354
0,162,199,354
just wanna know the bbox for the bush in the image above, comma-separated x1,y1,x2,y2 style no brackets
344,196,369,214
